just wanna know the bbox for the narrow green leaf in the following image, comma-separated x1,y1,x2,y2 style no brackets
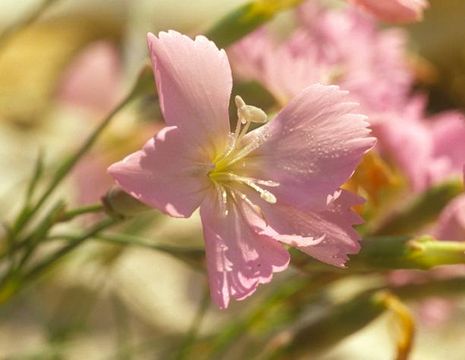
373,179,463,236
25,150,44,203
206,0,305,48
10,65,148,241
270,289,385,358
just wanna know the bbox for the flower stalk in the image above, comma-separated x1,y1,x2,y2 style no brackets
292,235,465,272
8,64,151,243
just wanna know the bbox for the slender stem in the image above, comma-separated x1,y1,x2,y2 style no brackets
10,82,138,239
60,203,105,221
15,200,66,270
175,285,210,360
0,203,105,262
209,273,339,358
48,232,205,270
0,217,119,304
269,289,385,359
25,150,44,203
292,235,465,273
21,218,118,284
372,180,463,236
0,200,66,289
266,277,465,358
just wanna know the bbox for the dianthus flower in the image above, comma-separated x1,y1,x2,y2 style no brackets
375,96,465,191
108,31,375,308
230,2,412,117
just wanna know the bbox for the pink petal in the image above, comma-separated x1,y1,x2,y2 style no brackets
227,28,273,82
108,126,210,218
200,191,290,309
375,104,465,191
231,4,412,114
147,31,232,154
349,0,428,23
433,194,465,241
417,297,455,328
245,84,375,211
374,115,433,191
58,41,123,114
431,112,465,176
255,190,364,267
229,28,327,104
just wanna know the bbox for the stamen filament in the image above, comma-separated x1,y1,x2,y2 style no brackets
209,172,278,204
214,182,229,217
213,95,269,170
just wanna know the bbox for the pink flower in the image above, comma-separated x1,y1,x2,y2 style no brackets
57,41,123,115
433,194,465,241
375,96,465,191
229,3,412,116
108,31,375,309
348,0,429,23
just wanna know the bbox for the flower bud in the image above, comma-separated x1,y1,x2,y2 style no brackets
102,186,151,218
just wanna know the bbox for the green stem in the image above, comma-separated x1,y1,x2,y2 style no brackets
208,273,339,358
48,232,205,270
270,289,386,359
206,0,305,48
22,217,118,285
267,276,465,358
292,235,465,273
25,151,44,203
60,203,105,221
10,78,139,240
0,217,119,304
372,180,463,236
0,203,106,262
393,277,465,300
15,200,66,270
0,200,66,291
175,285,210,360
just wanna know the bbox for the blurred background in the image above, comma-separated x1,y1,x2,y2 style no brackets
0,0,465,359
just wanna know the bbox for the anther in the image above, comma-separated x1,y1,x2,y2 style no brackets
235,95,268,125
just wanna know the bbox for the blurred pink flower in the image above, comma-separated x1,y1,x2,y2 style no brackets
108,31,375,309
434,194,465,241
55,41,125,209
375,97,465,191
57,41,123,115
348,0,429,23
229,3,412,116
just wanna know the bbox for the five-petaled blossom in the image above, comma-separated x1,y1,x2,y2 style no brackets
108,31,375,309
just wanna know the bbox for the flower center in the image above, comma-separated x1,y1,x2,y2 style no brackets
208,96,279,216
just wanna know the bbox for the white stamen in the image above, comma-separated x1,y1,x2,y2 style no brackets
231,189,268,226
214,96,269,169
209,95,277,216
215,183,229,217
210,172,278,204
248,182,277,204
235,95,268,124
234,95,268,143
